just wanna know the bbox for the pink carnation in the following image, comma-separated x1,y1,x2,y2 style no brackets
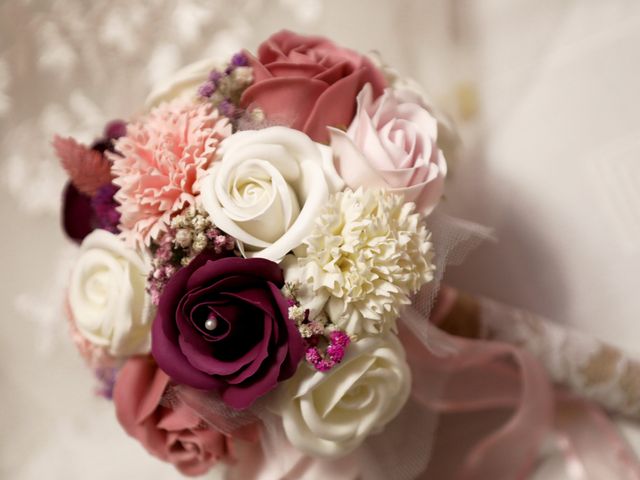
110,100,231,245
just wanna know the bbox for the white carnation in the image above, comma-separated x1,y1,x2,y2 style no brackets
299,188,435,335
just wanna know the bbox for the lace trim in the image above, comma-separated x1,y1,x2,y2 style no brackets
438,293,640,418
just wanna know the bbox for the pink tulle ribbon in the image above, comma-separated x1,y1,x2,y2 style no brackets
403,286,640,479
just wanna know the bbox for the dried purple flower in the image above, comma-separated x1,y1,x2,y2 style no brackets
104,120,127,140
208,70,223,84
218,99,237,118
91,183,121,234
198,81,216,98
230,52,249,67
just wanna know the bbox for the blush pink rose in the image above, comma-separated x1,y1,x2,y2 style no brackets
241,30,387,144
114,356,253,476
330,84,447,214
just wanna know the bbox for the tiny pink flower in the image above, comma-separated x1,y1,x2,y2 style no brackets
305,347,322,365
329,330,350,348
327,344,345,363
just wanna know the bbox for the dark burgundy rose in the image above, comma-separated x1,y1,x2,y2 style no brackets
62,181,120,242
62,182,95,243
152,253,304,409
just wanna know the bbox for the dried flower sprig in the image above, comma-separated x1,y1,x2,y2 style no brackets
283,283,351,372
147,206,236,305
198,52,253,129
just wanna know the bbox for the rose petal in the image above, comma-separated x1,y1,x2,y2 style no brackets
221,157,301,243
250,157,329,261
331,84,447,214
156,402,201,431
219,286,280,319
188,303,231,341
266,61,326,79
241,77,327,131
178,333,245,376
152,307,223,390
113,357,171,459
315,355,378,419
303,70,364,144
186,257,284,291
224,314,273,385
221,336,289,409
243,49,273,83
359,107,396,170
314,60,352,84
374,163,429,189
176,305,264,376
175,306,217,351
329,127,386,190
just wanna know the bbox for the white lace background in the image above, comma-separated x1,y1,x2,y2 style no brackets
1,1,639,479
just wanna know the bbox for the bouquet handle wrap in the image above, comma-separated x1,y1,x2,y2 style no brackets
436,287,640,419
423,286,640,479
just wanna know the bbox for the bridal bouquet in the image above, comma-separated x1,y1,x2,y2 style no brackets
55,30,640,479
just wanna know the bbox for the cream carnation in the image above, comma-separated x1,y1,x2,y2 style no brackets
298,188,435,335
110,99,231,245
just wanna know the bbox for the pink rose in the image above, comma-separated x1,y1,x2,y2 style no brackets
241,30,387,144
114,357,252,476
330,84,447,214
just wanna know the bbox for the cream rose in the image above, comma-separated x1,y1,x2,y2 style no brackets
277,333,411,458
68,229,153,356
200,126,344,261
144,58,221,110
329,84,447,214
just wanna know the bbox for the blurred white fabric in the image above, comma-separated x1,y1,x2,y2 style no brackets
1,0,639,478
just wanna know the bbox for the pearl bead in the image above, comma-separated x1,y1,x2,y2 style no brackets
204,317,218,331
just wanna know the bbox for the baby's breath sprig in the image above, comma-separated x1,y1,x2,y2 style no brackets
147,206,235,305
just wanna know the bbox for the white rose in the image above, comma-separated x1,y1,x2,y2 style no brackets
277,333,411,458
68,230,153,356
144,58,222,110
200,126,344,262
